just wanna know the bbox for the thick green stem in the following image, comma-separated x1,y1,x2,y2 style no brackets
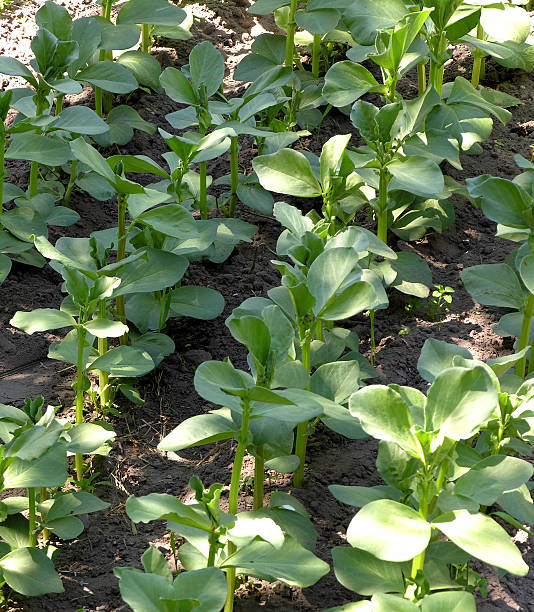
224,398,251,612
116,195,128,344
141,24,151,53
417,61,426,96
316,319,323,342
95,0,112,117
0,130,5,216
75,326,87,482
228,136,239,218
199,162,208,220
63,160,78,206
284,0,299,68
312,34,321,77
377,167,389,244
410,486,428,579
207,530,218,567
40,488,50,543
98,300,109,411
55,95,64,115
29,162,39,197
293,338,311,488
516,292,534,378
28,488,37,547
471,23,484,88
253,445,265,510
429,31,447,96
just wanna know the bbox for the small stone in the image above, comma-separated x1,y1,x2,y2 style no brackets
183,349,212,366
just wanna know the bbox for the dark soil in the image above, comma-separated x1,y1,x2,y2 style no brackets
1,1,534,611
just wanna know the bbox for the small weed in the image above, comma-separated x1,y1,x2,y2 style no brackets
427,284,454,324
398,325,410,336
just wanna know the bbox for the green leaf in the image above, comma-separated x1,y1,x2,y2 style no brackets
36,1,72,39
4,423,61,461
461,263,525,309
10,308,75,335
320,134,351,193
0,547,63,596
332,546,404,596
170,286,224,320
433,510,529,576
173,566,227,611
83,318,129,338
323,61,381,107
388,156,444,198
44,515,84,539
347,499,431,562
51,105,109,135
253,149,322,197
221,536,329,587
4,444,68,488
135,206,197,239
344,0,409,45
65,423,116,454
117,50,162,91
454,455,533,506
329,485,401,508
349,386,422,458
421,591,476,612
1,207,47,242
310,361,360,403
117,0,186,27
189,41,225,97
141,547,172,581
425,366,498,440
77,60,138,94
417,338,473,383
6,134,71,165
0,56,37,85
249,0,291,15
466,175,530,228
88,346,155,377
295,8,340,35
0,253,11,284
160,67,197,105
158,410,237,451
115,568,173,612
308,247,358,315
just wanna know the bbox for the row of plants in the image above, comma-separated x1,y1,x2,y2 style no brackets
1,0,534,608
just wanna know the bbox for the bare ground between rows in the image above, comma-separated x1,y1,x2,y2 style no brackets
1,1,534,610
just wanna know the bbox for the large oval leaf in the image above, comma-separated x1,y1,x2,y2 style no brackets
347,499,431,562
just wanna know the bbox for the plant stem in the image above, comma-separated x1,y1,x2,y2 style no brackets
224,398,252,612
116,194,128,344
0,130,5,217
369,309,376,365
28,488,37,547
40,488,50,543
75,325,87,482
410,485,428,579
417,61,426,96
429,31,447,96
199,161,208,220
55,95,64,115
63,160,78,206
207,529,218,567
377,167,389,244
253,445,265,510
316,319,323,341
95,0,112,117
471,23,484,88
228,135,239,218
98,300,109,411
284,0,299,68
141,24,151,53
312,34,321,77
293,338,311,488
29,162,39,197
516,292,534,378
